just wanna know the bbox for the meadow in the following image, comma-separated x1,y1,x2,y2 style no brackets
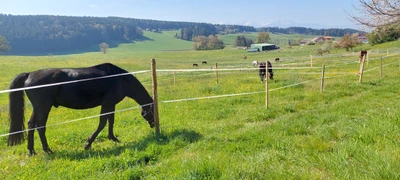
0,31,400,179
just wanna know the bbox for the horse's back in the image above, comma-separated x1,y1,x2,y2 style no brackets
23,64,125,109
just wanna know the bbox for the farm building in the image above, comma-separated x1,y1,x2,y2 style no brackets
250,43,280,51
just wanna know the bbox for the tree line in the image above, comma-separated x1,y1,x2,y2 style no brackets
0,14,366,54
257,27,363,37
0,14,257,54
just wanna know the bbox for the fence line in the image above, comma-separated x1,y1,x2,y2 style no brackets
0,77,318,138
0,58,398,138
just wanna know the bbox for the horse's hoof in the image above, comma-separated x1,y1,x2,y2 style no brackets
84,144,91,150
45,149,53,154
29,150,36,156
108,136,120,143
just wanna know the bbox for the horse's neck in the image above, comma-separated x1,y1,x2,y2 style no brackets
124,76,153,106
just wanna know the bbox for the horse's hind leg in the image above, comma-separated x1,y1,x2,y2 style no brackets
35,107,53,154
27,112,36,155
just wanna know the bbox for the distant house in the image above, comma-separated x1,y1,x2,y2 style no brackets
357,34,369,44
312,36,335,43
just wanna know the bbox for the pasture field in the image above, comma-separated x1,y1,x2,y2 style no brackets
0,31,400,179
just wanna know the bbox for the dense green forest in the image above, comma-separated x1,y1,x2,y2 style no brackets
257,27,362,37
0,14,362,54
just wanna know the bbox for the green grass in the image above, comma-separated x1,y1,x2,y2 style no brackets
1,31,400,179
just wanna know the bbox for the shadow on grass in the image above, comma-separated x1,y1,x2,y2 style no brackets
48,129,202,161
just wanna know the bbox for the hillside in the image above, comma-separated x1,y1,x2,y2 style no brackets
0,14,363,55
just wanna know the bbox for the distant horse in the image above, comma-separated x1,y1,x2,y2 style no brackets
7,63,155,155
193,64,198,67
252,61,259,66
275,57,280,62
258,61,274,82
359,50,367,62
202,61,207,65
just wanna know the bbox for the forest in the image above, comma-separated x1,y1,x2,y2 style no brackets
0,14,362,54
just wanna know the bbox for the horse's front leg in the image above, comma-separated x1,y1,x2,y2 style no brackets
107,112,120,143
84,105,114,150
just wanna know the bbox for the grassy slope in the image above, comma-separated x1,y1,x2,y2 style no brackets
0,32,400,179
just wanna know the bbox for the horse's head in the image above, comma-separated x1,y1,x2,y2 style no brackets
141,104,155,128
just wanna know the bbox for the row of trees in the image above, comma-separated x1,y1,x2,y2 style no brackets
0,14,144,54
193,35,225,50
257,27,362,37
0,14,256,54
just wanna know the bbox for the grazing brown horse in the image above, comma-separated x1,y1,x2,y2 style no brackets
193,64,198,67
8,63,155,155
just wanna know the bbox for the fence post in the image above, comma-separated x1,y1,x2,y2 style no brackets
215,63,219,83
320,65,325,93
151,58,160,135
174,71,176,86
265,61,269,109
359,55,366,83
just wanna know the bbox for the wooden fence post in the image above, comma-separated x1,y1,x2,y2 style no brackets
173,71,176,86
151,58,160,135
359,55,366,83
320,65,325,93
265,61,269,109
215,63,219,83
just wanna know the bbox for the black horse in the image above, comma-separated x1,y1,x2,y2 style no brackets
8,63,155,155
202,61,207,65
258,61,274,82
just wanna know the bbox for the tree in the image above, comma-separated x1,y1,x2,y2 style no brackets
255,32,270,43
234,35,254,47
335,33,361,51
99,42,109,54
367,24,400,45
349,0,400,28
193,35,224,50
0,35,11,53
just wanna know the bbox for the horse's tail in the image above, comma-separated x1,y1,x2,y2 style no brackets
8,73,29,146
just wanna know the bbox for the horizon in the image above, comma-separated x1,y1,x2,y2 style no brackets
1,0,362,30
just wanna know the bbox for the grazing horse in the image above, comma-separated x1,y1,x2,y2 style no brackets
275,57,280,62
202,61,207,65
252,61,259,66
7,63,155,155
193,64,198,67
258,61,274,82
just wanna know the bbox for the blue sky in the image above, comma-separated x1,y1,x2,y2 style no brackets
1,0,362,29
